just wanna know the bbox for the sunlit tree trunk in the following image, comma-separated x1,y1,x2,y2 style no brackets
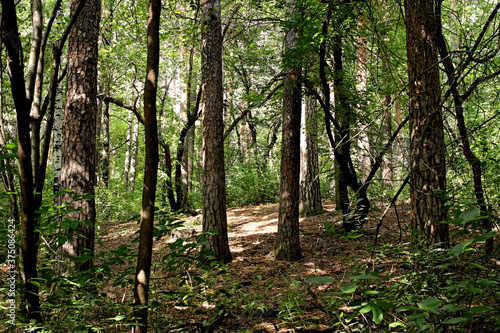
53,84,63,194
124,110,133,188
299,98,323,216
128,115,139,187
132,0,160,330
355,16,371,178
405,0,448,246
60,0,101,271
201,0,232,263
273,0,303,261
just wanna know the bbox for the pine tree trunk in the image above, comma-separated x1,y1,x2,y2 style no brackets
299,98,323,217
405,0,448,246
201,0,232,263
273,0,303,261
60,0,101,271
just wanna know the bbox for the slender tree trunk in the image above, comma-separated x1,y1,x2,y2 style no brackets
132,0,160,330
60,0,101,271
1,0,41,320
273,0,303,261
53,83,63,194
201,0,232,263
124,110,133,188
299,98,323,216
129,115,140,187
405,0,448,246
355,16,371,178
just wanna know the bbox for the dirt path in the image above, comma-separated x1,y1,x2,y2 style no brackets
98,201,409,332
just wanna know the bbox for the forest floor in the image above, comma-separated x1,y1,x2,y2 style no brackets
99,200,417,332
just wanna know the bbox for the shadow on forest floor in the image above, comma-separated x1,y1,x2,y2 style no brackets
96,200,416,332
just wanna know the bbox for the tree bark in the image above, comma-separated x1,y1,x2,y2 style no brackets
405,0,448,246
60,0,101,271
201,0,232,263
273,0,303,261
1,0,41,320
299,98,323,217
132,0,160,330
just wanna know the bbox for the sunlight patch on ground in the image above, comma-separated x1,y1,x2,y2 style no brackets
303,261,327,275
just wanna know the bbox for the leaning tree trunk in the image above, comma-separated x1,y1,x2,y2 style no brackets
273,0,303,262
60,0,101,271
201,0,232,263
299,98,323,217
132,0,160,330
405,0,448,247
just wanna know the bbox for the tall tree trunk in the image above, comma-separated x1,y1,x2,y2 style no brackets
53,83,63,194
201,0,232,263
124,110,133,188
405,0,448,246
128,115,140,187
1,0,41,320
60,0,101,271
132,0,160,330
273,0,303,261
299,97,323,216
355,15,371,178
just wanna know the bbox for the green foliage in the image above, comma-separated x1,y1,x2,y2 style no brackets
306,228,499,332
225,158,280,207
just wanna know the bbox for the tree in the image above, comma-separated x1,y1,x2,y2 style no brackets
272,0,303,261
299,97,323,216
60,0,101,271
132,0,160,330
404,0,448,246
201,0,232,263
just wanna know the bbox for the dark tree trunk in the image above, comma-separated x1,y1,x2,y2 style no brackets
201,0,232,263
273,0,303,261
1,0,41,320
132,0,160,330
60,0,101,271
405,0,448,246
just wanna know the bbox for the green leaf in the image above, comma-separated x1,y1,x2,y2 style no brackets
441,304,465,312
359,305,371,314
459,207,480,222
340,283,358,293
443,317,468,324
473,231,496,242
467,262,489,270
418,298,441,311
388,322,405,328
349,274,378,280
477,280,498,287
361,289,380,295
376,300,394,309
371,303,383,324
466,287,483,294
112,315,126,321
306,276,335,283
469,306,494,313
